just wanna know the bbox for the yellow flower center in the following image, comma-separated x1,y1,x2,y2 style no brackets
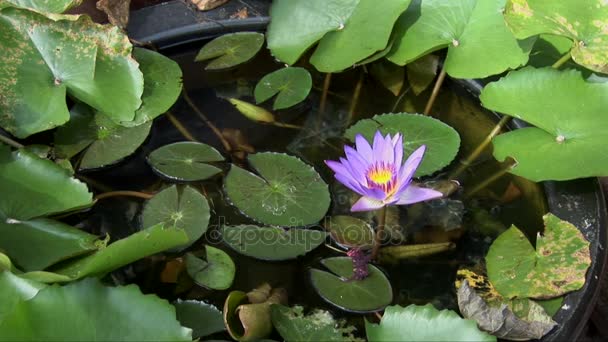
368,167,393,185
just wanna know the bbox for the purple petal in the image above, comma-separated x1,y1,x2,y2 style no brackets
396,145,426,191
335,173,365,195
360,187,387,200
393,134,403,168
355,134,373,163
395,185,443,205
351,196,385,212
325,160,348,176
344,146,369,183
372,131,385,162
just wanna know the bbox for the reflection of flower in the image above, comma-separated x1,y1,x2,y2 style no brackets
325,131,443,212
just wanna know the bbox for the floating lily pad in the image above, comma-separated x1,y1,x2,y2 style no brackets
365,304,495,341
0,145,92,220
185,247,235,290
3,0,82,13
0,7,142,137
486,213,591,299
225,152,330,227
222,225,327,261
195,32,264,70
369,61,404,96
126,47,183,126
147,142,224,181
174,299,225,339
345,113,461,177
528,34,584,71
323,216,374,249
266,0,360,65
0,270,45,322
254,67,312,110
310,0,412,72
481,67,608,181
0,278,192,341
310,257,392,312
505,0,608,73
387,0,532,78
271,304,358,342
142,185,210,250
407,54,439,95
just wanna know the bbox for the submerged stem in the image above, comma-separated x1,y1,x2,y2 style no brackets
552,51,572,69
182,90,232,152
449,115,511,179
165,111,197,142
464,159,516,198
371,206,387,260
423,66,447,115
0,133,23,149
94,190,155,201
347,71,364,125
391,86,411,112
319,73,332,116
271,122,303,129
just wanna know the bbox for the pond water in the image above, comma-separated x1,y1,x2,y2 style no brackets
79,45,548,337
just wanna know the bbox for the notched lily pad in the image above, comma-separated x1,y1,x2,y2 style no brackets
345,113,461,177
271,304,360,342
147,141,224,181
323,216,374,250
142,185,210,250
254,67,312,110
195,32,265,70
369,61,405,96
224,152,330,227
310,256,392,312
222,225,326,261
174,299,225,339
486,213,591,299
407,54,439,95
185,246,235,290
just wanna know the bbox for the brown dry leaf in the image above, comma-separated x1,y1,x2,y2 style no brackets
191,0,230,11
160,257,185,283
230,7,248,19
96,0,130,29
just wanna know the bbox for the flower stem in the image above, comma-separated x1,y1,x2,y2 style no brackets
165,111,197,142
182,90,232,152
391,86,411,112
552,51,571,69
448,115,511,180
94,190,155,201
347,71,364,126
371,206,387,260
270,122,303,129
0,133,23,149
464,159,516,198
423,65,447,115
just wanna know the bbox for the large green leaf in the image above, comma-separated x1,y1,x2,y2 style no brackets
54,104,97,159
174,299,225,339
141,185,210,250
0,271,44,323
344,113,461,177
147,142,224,182
266,0,360,65
480,67,608,181
53,224,189,280
0,278,192,340
0,215,100,271
126,47,183,126
194,32,264,70
324,215,374,250
310,257,392,312
505,0,608,73
222,225,327,261
224,152,330,227
254,67,312,110
486,213,591,299
0,8,142,137
387,0,532,78
310,0,412,72
271,304,358,342
185,246,235,290
0,145,92,220
2,0,82,13
365,304,495,341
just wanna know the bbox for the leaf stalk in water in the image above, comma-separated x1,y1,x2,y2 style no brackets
94,190,155,201
182,90,232,152
371,206,387,260
423,65,447,115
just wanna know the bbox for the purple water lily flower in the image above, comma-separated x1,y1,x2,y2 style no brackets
325,131,443,212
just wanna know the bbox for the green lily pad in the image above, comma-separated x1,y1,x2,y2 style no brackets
0,278,192,340
407,54,439,95
271,304,358,342
310,257,392,312
369,61,405,96
480,67,608,181
222,225,327,261
0,270,45,322
266,0,360,65
0,145,92,220
387,0,532,78
3,0,82,13
344,113,461,177
185,246,235,290
486,213,591,299
310,0,412,72
324,216,374,250
126,47,183,126
174,299,225,339
365,304,496,341
142,185,211,250
528,34,584,71
0,7,142,138
254,67,312,110
53,223,189,280
194,32,265,70
54,103,97,159
505,0,608,73
224,152,330,227
147,142,224,181
0,216,101,271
